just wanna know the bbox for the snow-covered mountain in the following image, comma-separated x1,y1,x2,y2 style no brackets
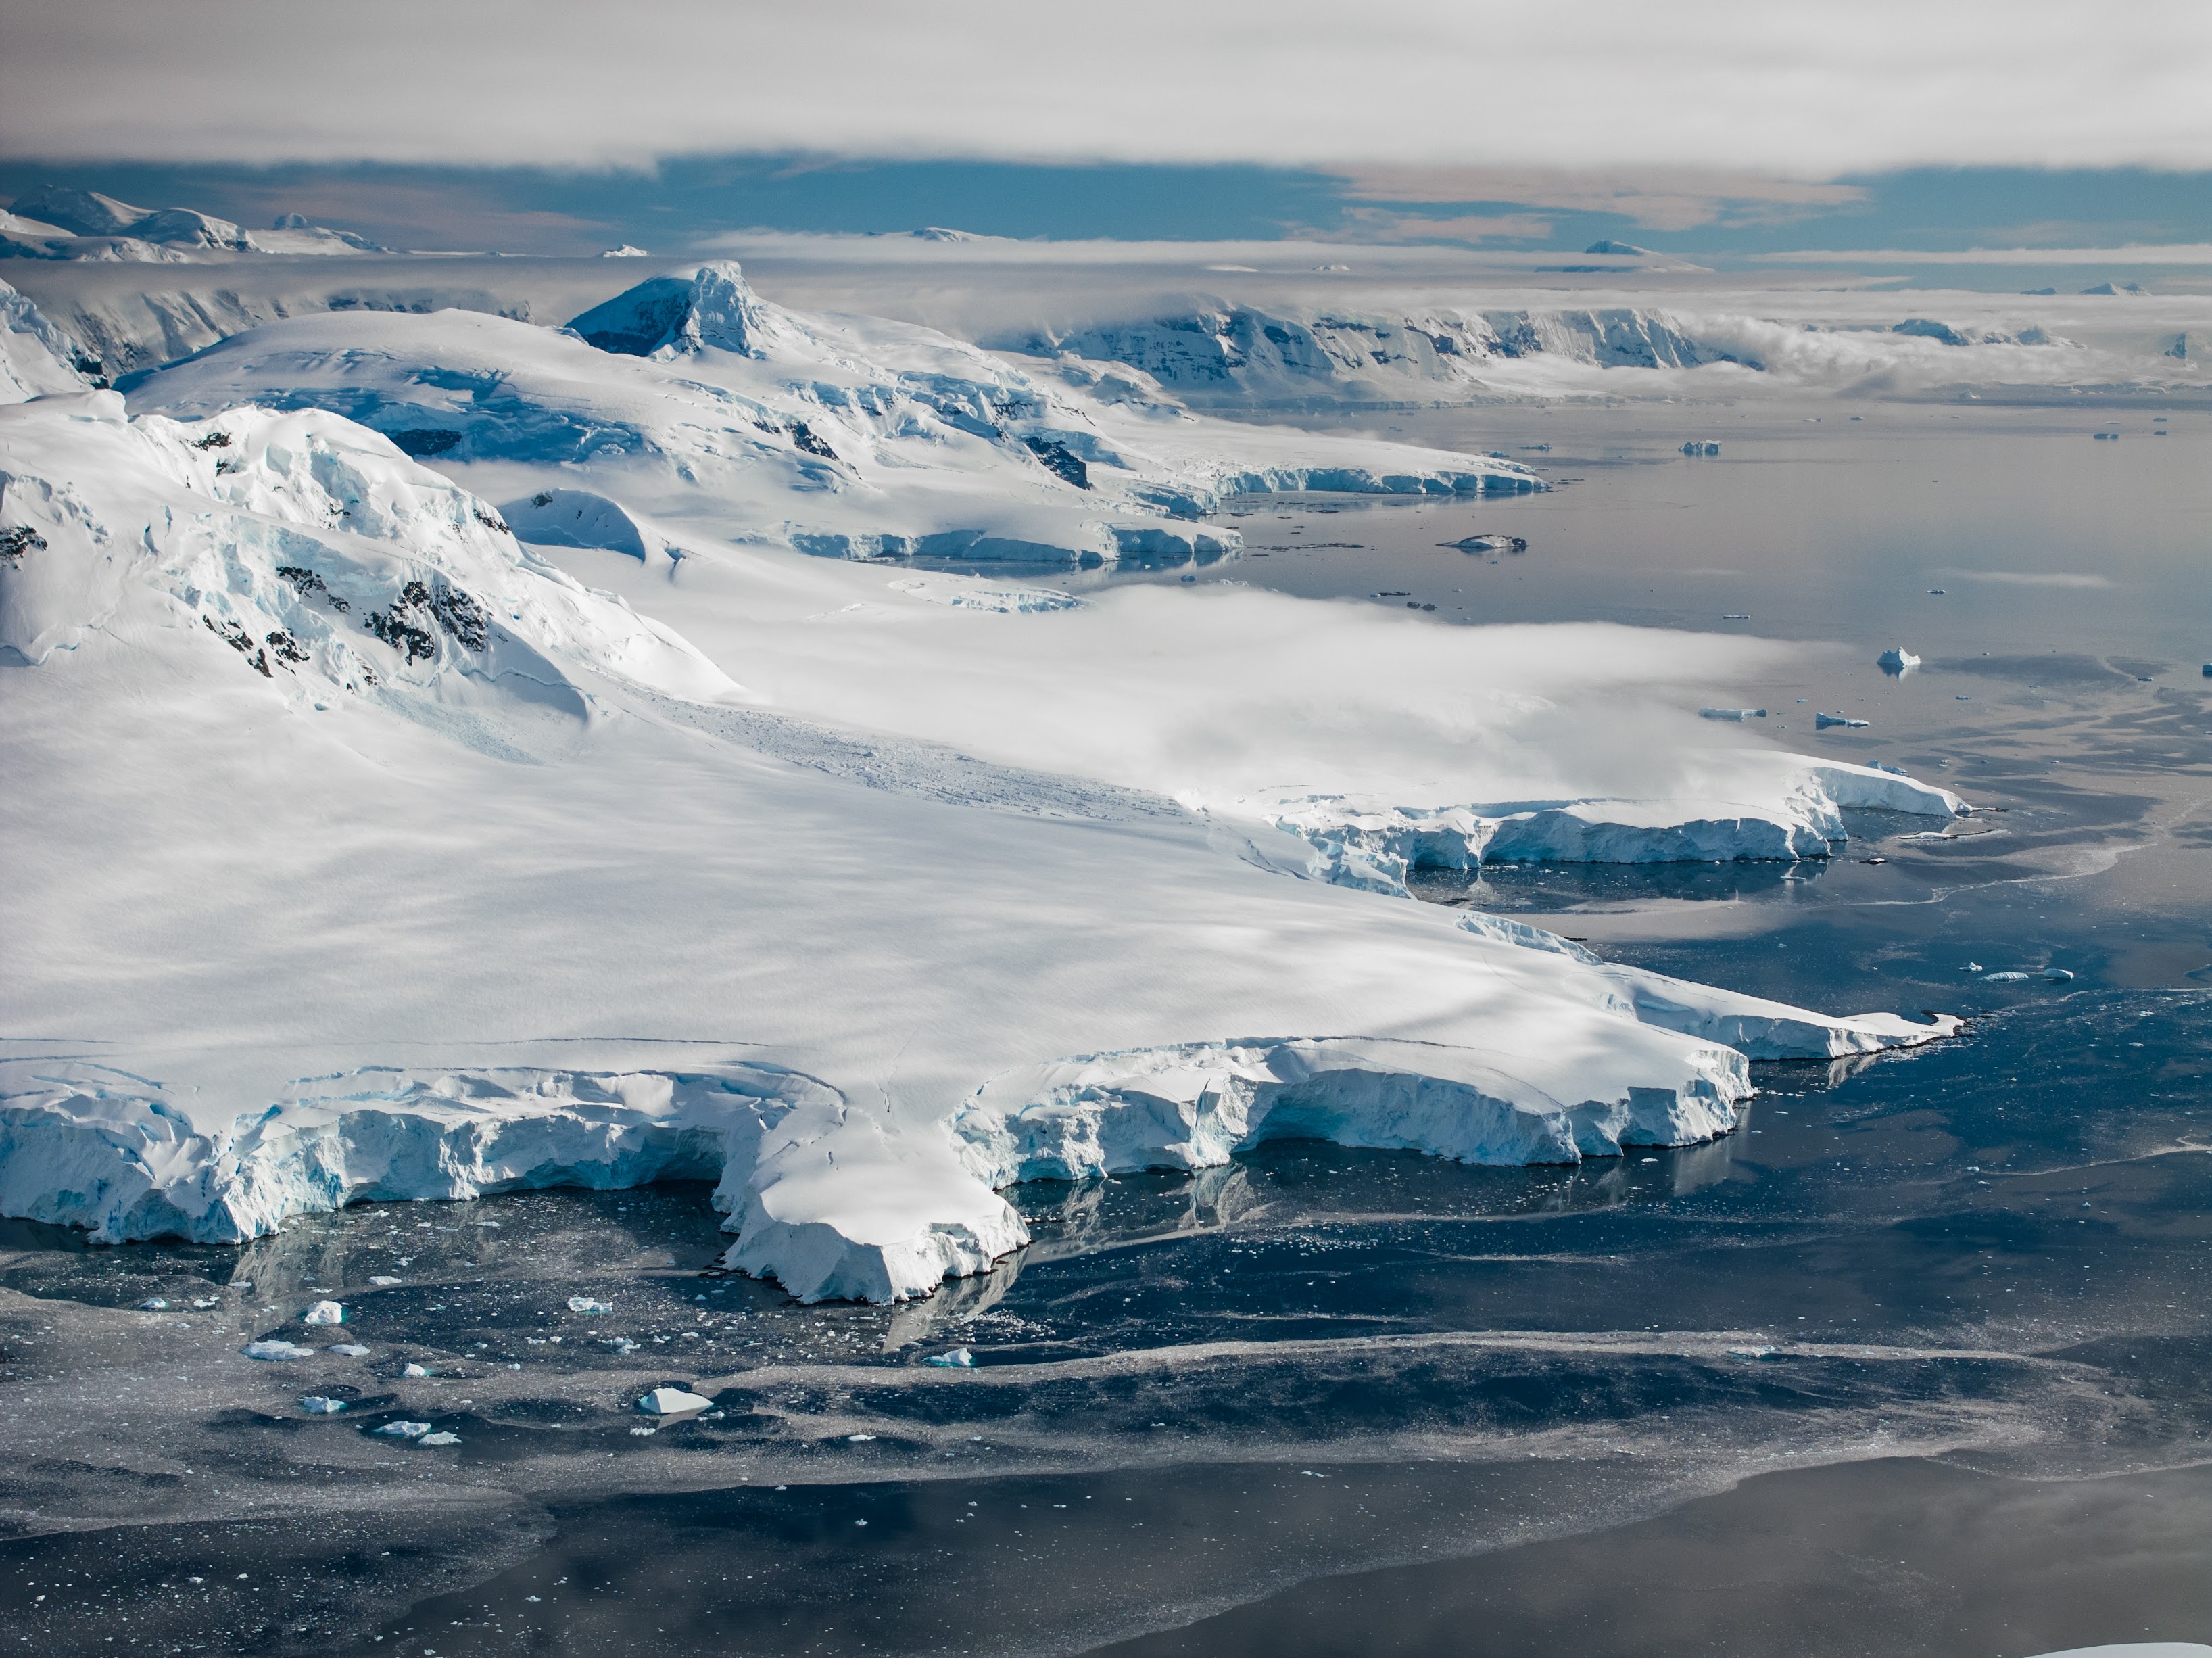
1,275,1965,1302
1,185,385,264
122,261,1539,565
7,242,2199,404
1006,304,1727,404
1,279,103,396
996,295,2196,406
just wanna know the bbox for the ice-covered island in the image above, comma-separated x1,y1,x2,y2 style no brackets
1,263,1965,1302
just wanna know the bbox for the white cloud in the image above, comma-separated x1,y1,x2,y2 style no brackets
5,0,2209,173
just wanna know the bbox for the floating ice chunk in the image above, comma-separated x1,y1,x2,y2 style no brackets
374,1420,433,1438
604,1337,640,1354
402,1362,433,1377
369,1275,403,1287
299,1396,347,1414
638,1385,715,1417
138,1297,169,1310
1816,713,1871,729
328,1342,370,1357
1698,707,1766,721
630,1427,657,1436
1727,1346,1779,1360
2044,968,2075,982
1876,647,1921,676
567,1296,613,1314
302,1300,345,1325
418,1431,462,1446
1983,971,2032,982
243,1340,315,1360
848,1433,878,1442
925,1348,976,1368
1443,534,1528,554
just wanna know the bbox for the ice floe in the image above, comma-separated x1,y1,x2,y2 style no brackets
242,1340,315,1361
638,1386,715,1417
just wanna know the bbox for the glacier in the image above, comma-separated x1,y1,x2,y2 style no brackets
0,278,1969,1303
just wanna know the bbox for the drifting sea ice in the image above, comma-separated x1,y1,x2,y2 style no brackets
242,1340,315,1361
638,1387,715,1417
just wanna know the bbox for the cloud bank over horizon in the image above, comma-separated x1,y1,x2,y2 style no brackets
7,1,2209,178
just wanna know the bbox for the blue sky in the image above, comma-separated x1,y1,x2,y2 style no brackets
4,156,2207,268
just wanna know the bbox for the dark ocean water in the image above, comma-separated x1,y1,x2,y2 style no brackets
1,410,2206,1657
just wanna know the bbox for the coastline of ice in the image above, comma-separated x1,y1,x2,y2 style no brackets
1261,761,1965,893
1,290,1965,1304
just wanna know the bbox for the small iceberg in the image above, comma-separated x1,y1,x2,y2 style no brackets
402,1362,433,1377
418,1431,462,1446
1877,647,1921,676
1442,534,1528,554
2044,967,2075,982
1816,713,1871,729
1699,707,1767,721
373,1421,434,1438
1681,441,1721,456
638,1385,715,1417
302,1300,345,1325
299,1396,347,1415
328,1342,370,1357
925,1348,976,1369
1983,970,2032,982
138,1298,169,1311
567,1296,613,1314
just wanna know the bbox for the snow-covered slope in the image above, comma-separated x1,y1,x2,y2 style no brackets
1,389,1958,1301
4,185,260,259
1,279,98,400
123,262,1540,565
